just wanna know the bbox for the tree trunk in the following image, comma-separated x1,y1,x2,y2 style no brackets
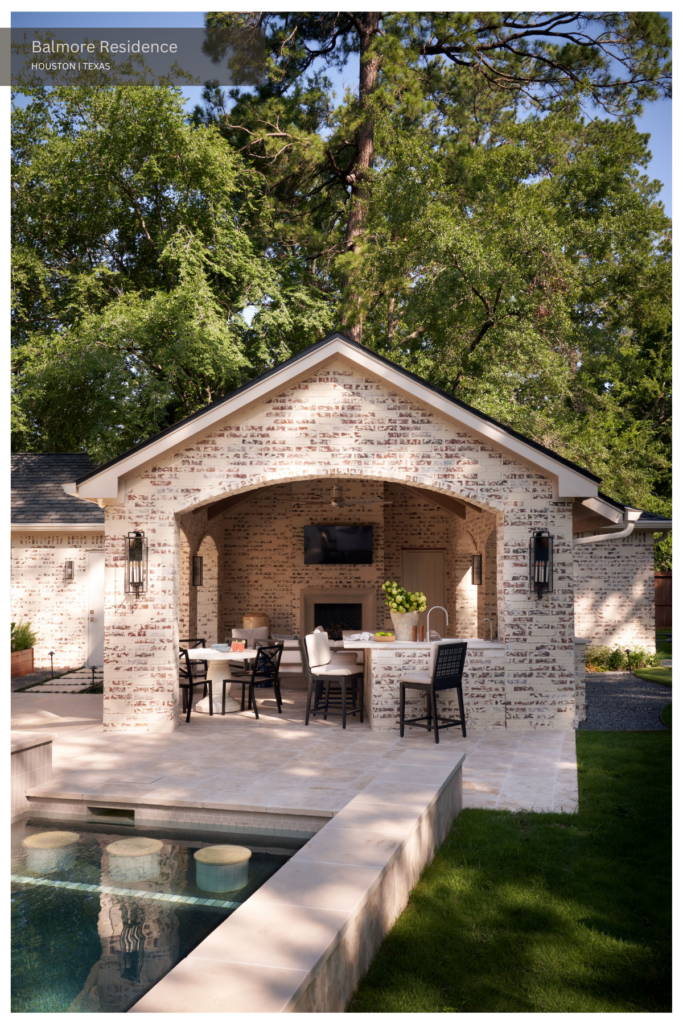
343,12,381,345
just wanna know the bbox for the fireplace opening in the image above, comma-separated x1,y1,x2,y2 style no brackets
314,603,362,640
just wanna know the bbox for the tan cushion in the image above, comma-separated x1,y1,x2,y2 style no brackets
194,844,252,865
23,831,80,850
312,663,362,677
106,837,163,857
306,631,332,668
400,671,432,685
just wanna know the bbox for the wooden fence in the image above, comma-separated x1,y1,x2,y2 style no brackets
655,571,672,629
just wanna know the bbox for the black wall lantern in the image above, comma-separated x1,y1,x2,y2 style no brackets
125,531,147,598
64,560,74,582
471,554,482,586
192,555,204,587
529,529,553,599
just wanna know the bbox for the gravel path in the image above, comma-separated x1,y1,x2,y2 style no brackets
579,671,671,731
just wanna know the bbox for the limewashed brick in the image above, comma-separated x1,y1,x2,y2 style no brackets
574,531,655,651
103,358,577,733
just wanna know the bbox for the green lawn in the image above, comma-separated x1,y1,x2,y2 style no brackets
634,667,672,687
656,630,672,658
348,731,672,1013
661,704,671,728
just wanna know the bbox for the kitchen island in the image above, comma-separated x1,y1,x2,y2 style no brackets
343,638,506,731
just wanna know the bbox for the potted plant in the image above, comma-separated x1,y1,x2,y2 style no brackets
381,582,427,641
11,620,38,678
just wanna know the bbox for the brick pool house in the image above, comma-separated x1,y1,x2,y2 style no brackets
11,332,671,733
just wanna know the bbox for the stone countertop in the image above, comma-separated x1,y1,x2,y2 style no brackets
343,638,506,651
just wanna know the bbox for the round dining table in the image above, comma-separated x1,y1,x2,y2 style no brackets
187,647,258,714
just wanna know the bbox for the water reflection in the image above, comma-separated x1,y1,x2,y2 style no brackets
69,839,188,1013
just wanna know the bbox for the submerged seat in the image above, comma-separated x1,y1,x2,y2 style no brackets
399,641,467,743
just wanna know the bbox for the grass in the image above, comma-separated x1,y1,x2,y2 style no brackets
661,704,671,728
348,731,671,1013
656,630,672,658
633,667,672,687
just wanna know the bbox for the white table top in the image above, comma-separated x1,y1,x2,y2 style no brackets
342,638,505,650
186,648,258,661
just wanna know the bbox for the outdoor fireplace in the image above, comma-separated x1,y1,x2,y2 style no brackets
314,603,362,640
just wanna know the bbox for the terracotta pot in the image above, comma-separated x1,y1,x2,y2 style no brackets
11,647,34,678
390,610,420,641
242,613,269,630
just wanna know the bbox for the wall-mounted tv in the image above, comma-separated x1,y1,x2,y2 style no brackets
304,525,373,565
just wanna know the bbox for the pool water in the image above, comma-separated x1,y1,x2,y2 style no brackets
12,819,294,1013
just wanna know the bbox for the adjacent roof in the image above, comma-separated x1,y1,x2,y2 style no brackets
12,453,104,526
596,491,671,527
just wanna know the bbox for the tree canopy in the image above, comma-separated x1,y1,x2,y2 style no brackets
11,12,671,565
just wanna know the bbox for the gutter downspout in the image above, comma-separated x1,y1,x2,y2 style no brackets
574,522,635,545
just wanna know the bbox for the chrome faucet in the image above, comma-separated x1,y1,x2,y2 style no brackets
482,617,493,641
426,606,449,642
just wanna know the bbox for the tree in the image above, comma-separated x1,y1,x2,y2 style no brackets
12,84,332,460
200,11,671,342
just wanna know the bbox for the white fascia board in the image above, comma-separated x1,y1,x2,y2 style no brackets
11,523,104,533
580,496,623,523
75,336,599,500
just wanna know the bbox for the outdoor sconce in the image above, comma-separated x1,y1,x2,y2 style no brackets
192,555,204,587
471,554,482,586
124,531,147,598
529,529,554,599
64,560,74,582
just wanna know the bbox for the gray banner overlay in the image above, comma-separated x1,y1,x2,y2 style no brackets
7,27,266,87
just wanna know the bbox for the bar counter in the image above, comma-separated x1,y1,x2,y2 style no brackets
342,638,506,731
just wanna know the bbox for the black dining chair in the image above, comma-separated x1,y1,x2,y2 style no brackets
299,635,363,729
232,642,284,719
179,638,208,689
179,647,213,724
399,641,467,743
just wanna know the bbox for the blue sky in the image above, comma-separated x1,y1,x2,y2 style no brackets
12,10,671,214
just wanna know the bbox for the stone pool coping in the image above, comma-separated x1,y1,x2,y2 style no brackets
12,730,52,822
129,748,465,1013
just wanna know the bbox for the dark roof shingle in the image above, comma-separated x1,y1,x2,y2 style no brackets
12,453,104,525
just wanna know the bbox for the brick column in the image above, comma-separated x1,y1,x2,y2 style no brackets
103,506,180,733
502,492,575,729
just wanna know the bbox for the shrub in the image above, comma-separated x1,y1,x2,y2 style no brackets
585,644,661,672
11,620,38,653
382,581,427,613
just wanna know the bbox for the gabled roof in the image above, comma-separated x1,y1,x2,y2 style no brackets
74,332,601,499
12,453,104,526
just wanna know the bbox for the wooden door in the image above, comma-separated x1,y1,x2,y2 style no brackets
402,550,447,636
86,550,105,667
655,571,672,629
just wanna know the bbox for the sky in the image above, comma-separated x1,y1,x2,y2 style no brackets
11,10,672,215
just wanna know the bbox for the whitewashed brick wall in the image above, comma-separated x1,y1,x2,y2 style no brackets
104,358,576,732
11,532,104,669
574,531,655,651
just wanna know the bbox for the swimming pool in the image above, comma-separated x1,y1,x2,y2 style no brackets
12,819,295,1013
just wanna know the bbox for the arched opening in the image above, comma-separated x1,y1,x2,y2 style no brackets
195,534,218,646
177,476,501,642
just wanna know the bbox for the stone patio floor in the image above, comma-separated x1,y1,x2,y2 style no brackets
11,688,578,815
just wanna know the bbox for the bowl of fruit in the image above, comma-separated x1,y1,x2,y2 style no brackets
373,631,396,642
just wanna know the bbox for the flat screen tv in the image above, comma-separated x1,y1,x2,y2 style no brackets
304,525,373,565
